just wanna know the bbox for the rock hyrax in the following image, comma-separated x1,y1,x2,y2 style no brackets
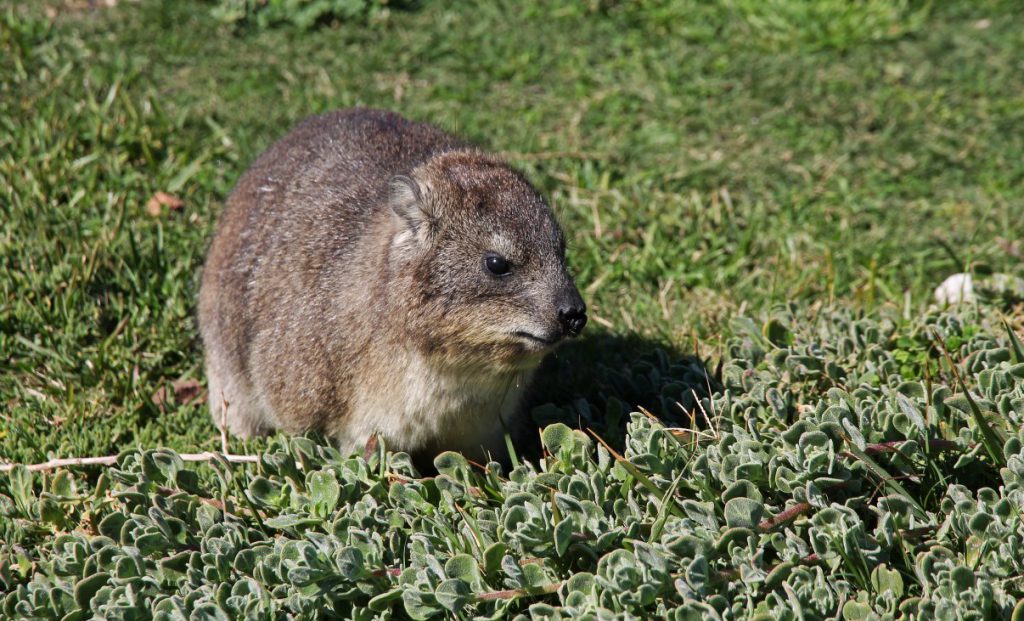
198,108,586,463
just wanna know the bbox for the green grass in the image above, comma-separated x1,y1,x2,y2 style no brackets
4,0,1023,463
2,1,1024,616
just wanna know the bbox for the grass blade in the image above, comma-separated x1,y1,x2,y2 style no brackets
587,429,684,519
932,331,1007,467
843,439,927,520
958,384,1007,468
1005,320,1024,364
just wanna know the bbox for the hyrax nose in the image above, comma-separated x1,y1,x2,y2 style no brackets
557,301,587,337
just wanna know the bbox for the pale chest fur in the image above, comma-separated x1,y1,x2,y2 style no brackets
337,350,533,460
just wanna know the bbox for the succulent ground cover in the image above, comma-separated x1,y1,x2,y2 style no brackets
3,0,1024,618
3,304,1024,618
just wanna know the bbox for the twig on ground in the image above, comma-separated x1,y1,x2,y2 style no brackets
0,452,258,473
758,502,813,532
0,398,258,473
861,439,961,455
474,581,564,602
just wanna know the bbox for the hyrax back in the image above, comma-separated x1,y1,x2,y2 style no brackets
198,108,586,463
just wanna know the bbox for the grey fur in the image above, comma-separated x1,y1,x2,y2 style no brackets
198,108,584,463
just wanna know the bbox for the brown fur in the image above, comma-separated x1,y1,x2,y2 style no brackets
198,108,584,463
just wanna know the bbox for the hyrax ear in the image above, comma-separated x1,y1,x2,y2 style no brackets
389,174,434,241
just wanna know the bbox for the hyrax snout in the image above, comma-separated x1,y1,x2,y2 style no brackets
198,108,586,463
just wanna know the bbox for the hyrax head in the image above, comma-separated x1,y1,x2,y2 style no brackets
388,150,586,371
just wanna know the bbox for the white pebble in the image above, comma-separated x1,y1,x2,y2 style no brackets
934,273,974,304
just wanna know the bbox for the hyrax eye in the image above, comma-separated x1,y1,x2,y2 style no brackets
484,253,511,276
